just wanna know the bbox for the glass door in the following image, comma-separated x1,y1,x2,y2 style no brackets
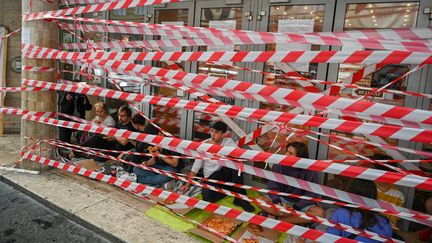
148,2,195,138
248,0,335,185
321,1,423,192
189,0,253,142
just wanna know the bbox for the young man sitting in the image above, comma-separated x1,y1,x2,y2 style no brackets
180,121,255,212
69,105,136,161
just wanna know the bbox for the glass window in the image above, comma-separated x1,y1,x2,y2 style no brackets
150,9,190,137
192,7,243,142
325,2,420,192
253,4,325,183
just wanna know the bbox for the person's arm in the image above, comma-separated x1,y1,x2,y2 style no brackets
179,159,202,192
115,136,130,145
143,157,156,166
156,148,178,167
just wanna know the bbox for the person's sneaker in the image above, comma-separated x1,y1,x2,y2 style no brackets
118,172,137,182
163,180,176,191
233,198,255,213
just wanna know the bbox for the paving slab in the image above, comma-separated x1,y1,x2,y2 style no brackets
0,135,199,243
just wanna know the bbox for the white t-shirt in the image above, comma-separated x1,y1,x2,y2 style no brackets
191,138,237,178
100,115,115,127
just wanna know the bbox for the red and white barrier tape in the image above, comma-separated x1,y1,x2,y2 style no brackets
24,0,180,21
25,44,432,65
49,140,397,242
23,47,432,130
8,106,432,194
22,151,356,242
0,28,21,41
12,111,431,226
23,79,432,144
47,138,416,241
307,28,432,41
0,87,45,93
23,66,56,72
50,16,432,52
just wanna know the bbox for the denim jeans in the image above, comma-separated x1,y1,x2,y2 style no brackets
133,163,176,186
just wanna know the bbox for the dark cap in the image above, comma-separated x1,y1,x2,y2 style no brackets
212,121,228,133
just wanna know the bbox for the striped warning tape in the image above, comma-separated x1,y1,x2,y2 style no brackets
23,79,432,144
47,140,398,242
50,16,432,52
24,0,180,21
22,46,432,129
24,44,432,65
23,66,56,72
21,151,356,242
11,112,431,226
47,137,430,234
307,28,432,41
8,106,432,193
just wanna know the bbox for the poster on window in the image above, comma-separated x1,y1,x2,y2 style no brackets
161,21,184,52
276,19,314,72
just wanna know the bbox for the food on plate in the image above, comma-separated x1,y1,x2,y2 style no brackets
203,217,236,235
242,239,259,243
247,224,263,233
163,199,175,205
242,235,259,243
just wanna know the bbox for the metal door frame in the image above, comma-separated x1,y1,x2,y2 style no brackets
320,0,431,230
148,1,196,139
245,0,336,187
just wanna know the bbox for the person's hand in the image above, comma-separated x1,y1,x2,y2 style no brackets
179,183,190,193
104,136,115,141
66,93,73,101
118,152,126,159
93,116,101,124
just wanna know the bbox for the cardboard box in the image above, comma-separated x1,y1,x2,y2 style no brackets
148,195,193,215
232,223,280,242
188,213,243,243
75,159,101,171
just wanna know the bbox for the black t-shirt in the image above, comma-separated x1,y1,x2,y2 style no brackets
113,121,136,151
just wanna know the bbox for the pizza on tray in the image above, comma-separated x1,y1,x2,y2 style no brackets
203,216,237,235
242,239,259,243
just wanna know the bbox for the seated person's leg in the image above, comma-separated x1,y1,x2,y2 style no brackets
227,167,255,212
279,204,324,225
133,164,176,186
69,134,112,159
202,168,231,203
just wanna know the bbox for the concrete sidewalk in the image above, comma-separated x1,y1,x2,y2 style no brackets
0,134,198,243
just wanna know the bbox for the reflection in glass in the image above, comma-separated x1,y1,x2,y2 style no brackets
193,7,243,142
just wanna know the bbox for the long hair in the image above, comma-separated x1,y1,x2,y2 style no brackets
286,142,309,158
349,179,384,229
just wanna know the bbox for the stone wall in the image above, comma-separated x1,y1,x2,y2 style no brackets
1,1,22,133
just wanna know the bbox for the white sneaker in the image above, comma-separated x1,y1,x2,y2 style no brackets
118,172,137,182
163,180,176,191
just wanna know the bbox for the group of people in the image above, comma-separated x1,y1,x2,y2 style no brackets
58,97,431,242
60,101,182,187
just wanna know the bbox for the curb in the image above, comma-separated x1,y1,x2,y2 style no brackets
0,173,125,243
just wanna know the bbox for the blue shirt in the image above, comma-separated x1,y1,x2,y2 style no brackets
326,208,392,242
